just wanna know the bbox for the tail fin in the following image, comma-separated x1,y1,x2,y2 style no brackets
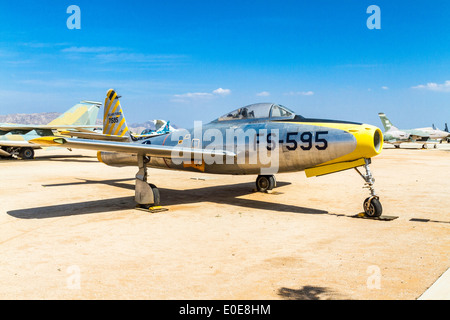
103,89,130,137
164,121,170,132
378,113,399,132
47,101,101,126
155,120,171,133
445,123,448,133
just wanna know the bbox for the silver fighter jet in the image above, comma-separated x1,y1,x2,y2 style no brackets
33,89,385,217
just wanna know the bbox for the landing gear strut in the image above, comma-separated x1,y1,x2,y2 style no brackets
135,154,160,208
256,175,276,192
355,159,383,217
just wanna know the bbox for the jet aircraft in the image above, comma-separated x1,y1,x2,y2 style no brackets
445,123,450,143
140,120,174,136
0,101,100,159
33,89,385,217
378,113,450,148
61,117,173,142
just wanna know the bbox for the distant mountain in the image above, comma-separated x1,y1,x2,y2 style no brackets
0,112,176,135
0,112,61,125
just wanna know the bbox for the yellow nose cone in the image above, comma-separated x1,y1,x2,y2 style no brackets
320,124,384,166
304,123,384,177
350,125,384,159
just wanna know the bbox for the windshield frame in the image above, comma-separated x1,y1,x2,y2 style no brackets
216,103,296,122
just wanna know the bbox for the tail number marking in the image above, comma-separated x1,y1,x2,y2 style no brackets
274,131,328,151
108,117,119,124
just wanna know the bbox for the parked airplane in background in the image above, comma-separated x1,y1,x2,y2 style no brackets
445,123,449,142
62,116,174,141
378,113,450,148
33,89,385,217
436,123,450,143
0,101,100,159
140,120,174,137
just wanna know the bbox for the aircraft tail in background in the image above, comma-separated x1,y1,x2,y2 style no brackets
378,113,400,132
48,101,101,126
103,89,130,137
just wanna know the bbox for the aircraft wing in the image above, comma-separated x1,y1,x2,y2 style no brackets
30,136,236,159
409,134,429,142
0,140,41,148
60,131,168,142
59,131,131,142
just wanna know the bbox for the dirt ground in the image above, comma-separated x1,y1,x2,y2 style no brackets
0,146,449,300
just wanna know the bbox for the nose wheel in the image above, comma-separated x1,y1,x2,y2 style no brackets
355,159,383,217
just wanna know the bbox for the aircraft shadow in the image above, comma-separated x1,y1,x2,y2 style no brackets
7,180,329,219
159,182,328,215
7,196,135,219
42,177,135,188
36,154,98,163
277,286,343,300
0,155,97,163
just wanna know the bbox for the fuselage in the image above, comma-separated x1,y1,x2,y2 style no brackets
99,116,383,175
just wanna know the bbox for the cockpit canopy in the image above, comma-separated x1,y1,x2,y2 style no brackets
217,103,296,122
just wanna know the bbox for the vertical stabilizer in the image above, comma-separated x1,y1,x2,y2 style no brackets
103,89,130,137
378,113,399,132
47,101,101,126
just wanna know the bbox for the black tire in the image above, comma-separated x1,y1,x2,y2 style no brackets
148,183,160,206
363,197,382,217
256,175,275,192
19,147,34,160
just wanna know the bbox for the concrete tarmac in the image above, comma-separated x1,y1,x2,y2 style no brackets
0,147,449,299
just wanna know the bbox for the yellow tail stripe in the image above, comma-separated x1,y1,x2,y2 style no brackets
119,127,128,137
106,117,118,135
104,101,122,134
111,100,120,114
113,118,126,135
104,92,117,119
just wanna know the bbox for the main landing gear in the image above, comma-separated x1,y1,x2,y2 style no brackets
255,175,276,193
0,147,34,160
355,158,383,217
135,154,160,209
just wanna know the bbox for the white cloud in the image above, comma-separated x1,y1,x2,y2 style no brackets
284,91,314,96
256,91,270,97
212,88,231,96
173,92,213,99
171,88,231,103
381,86,389,90
412,80,450,92
61,46,122,53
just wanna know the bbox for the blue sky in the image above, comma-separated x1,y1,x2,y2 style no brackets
0,0,449,128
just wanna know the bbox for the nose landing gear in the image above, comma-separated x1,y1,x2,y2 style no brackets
355,158,383,217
